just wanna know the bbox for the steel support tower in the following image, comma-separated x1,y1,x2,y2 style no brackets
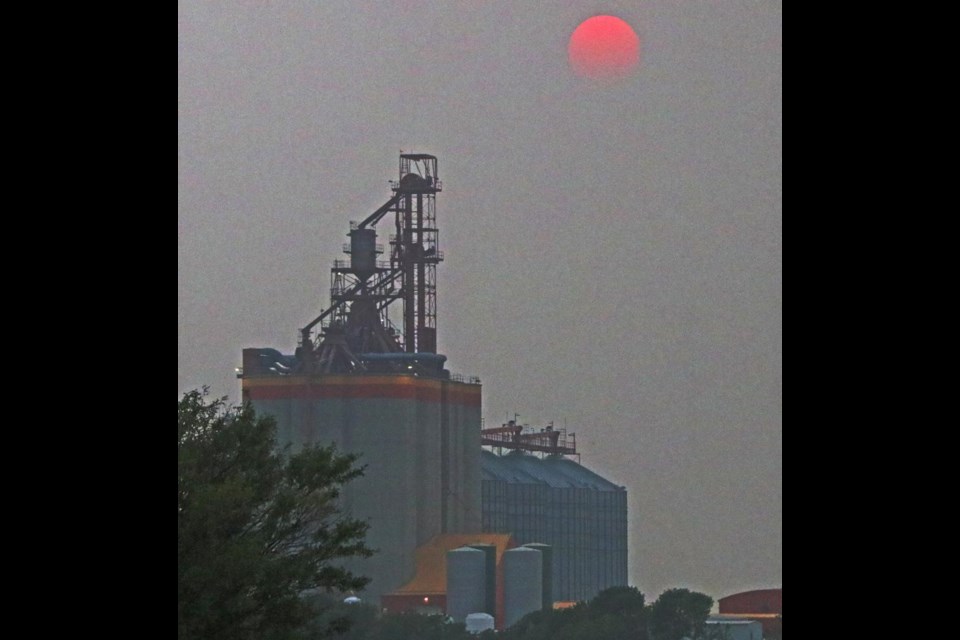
297,153,444,374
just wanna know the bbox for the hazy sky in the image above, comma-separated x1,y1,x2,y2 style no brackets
179,1,781,602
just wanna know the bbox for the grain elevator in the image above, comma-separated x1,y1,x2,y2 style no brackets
239,154,481,599
238,153,628,616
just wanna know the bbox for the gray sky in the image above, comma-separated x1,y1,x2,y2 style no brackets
179,0,781,602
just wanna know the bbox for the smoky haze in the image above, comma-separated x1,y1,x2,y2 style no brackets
179,1,782,602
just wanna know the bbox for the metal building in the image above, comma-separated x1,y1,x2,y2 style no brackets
239,154,482,600
480,431,628,603
718,588,782,637
705,618,764,640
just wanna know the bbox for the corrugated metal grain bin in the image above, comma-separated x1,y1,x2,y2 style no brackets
481,450,627,602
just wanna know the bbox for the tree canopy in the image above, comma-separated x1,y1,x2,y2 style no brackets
647,588,714,640
293,585,715,640
178,390,374,640
499,586,714,640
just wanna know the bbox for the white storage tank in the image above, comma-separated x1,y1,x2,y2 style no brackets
504,546,543,628
446,546,486,623
464,612,495,635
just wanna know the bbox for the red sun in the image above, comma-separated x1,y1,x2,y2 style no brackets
568,15,640,80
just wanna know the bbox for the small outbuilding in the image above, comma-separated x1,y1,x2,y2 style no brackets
705,617,764,640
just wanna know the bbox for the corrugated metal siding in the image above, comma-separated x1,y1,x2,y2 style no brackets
481,451,627,602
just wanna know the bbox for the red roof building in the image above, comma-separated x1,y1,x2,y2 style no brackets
718,589,782,636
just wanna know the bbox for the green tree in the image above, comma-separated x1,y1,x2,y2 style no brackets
178,390,374,640
495,586,716,640
501,586,647,640
647,588,714,640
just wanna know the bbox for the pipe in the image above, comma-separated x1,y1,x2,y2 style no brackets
358,352,447,363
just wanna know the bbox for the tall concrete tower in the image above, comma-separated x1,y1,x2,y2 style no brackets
239,154,481,599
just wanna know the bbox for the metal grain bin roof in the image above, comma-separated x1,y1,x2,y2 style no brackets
481,450,622,491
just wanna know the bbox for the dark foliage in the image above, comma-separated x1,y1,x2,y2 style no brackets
292,585,712,640
178,390,374,640
647,588,714,640
500,586,646,640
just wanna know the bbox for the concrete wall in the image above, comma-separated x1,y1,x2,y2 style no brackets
242,372,481,599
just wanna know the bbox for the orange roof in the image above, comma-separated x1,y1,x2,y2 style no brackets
388,533,514,595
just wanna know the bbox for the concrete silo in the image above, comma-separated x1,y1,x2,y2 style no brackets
239,154,482,600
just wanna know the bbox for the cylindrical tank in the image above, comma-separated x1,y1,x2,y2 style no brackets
446,546,486,623
464,613,495,635
523,543,553,610
399,172,429,192
350,228,377,280
467,543,497,616
504,547,542,628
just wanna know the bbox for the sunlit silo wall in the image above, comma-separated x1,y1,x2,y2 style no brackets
481,450,627,603
446,546,486,622
503,546,542,628
241,364,482,600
